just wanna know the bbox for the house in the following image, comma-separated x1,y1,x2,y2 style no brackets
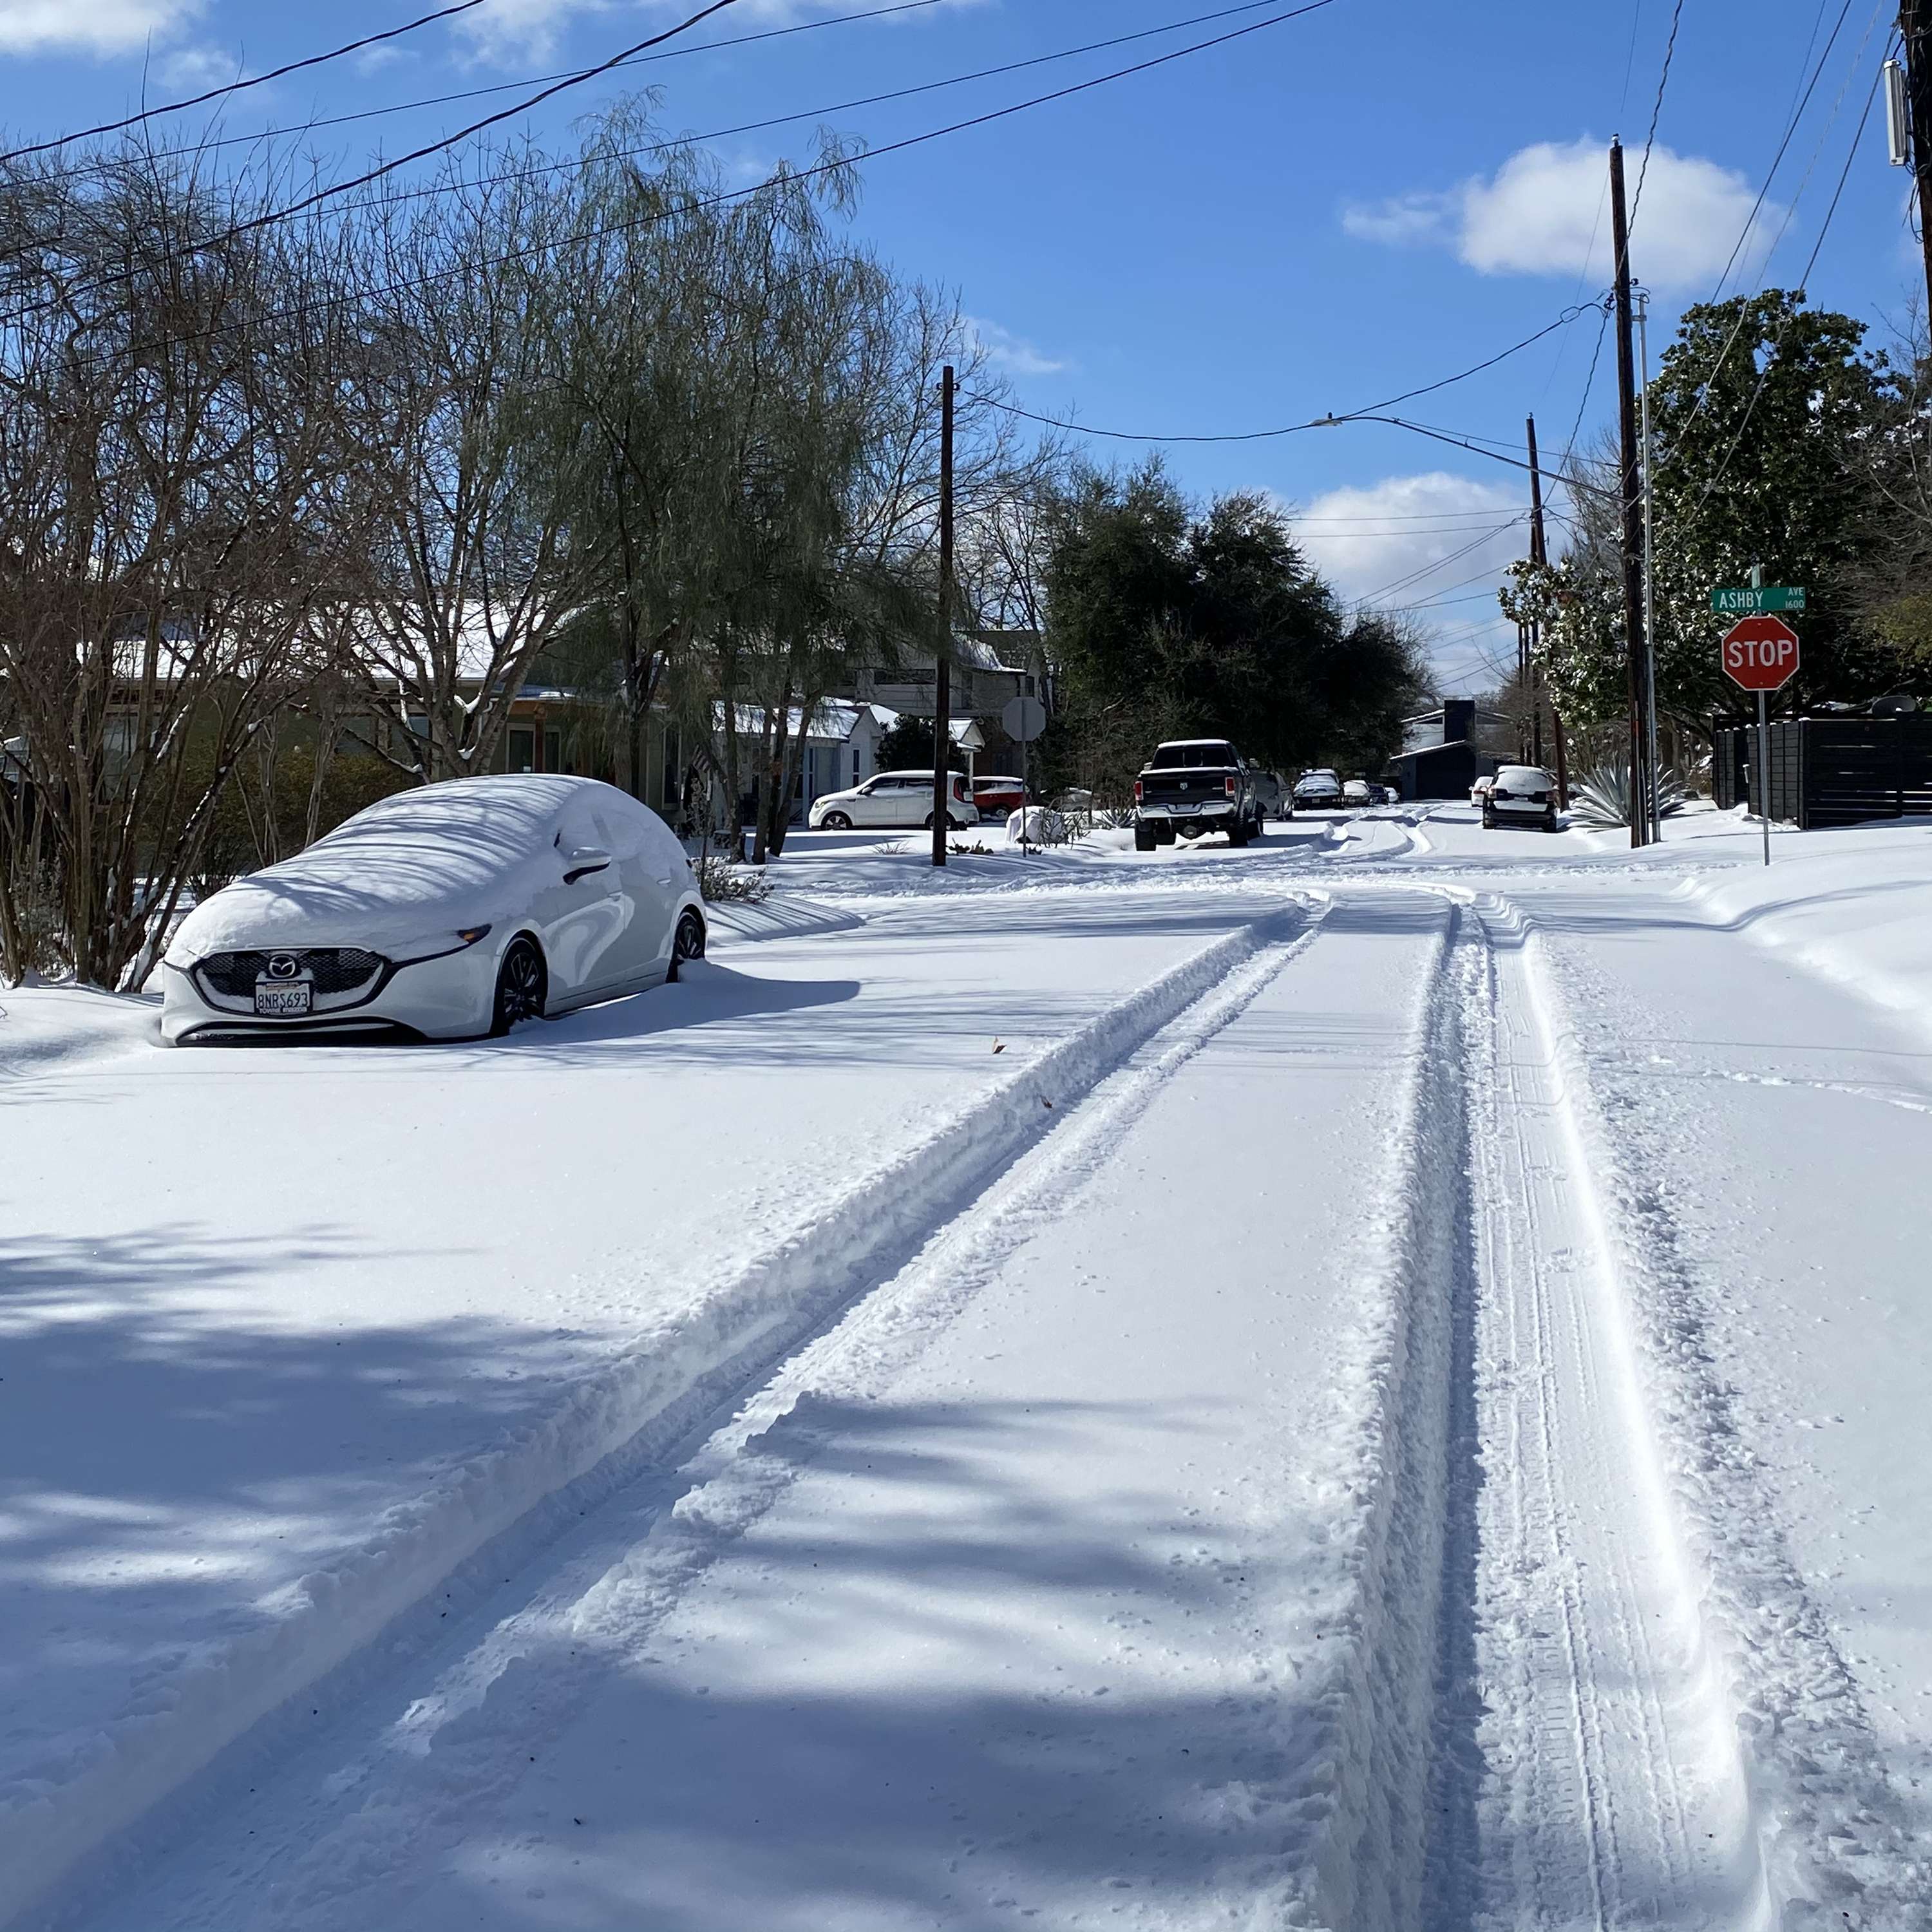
714,699,900,824
1387,697,1507,800
847,630,1045,773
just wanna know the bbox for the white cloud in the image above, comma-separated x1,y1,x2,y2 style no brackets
1343,137,1781,292
156,41,240,89
966,316,1066,379
1289,471,1526,692
0,0,203,55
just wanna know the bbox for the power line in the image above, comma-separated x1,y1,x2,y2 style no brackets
32,0,1323,276
970,303,1597,445
37,0,962,184
17,0,746,305
1628,0,1686,230
0,0,493,163
1711,0,1857,299
1689,52,1885,509
67,0,1345,369
1659,2,1886,466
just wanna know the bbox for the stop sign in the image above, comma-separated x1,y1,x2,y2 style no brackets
1721,614,1800,692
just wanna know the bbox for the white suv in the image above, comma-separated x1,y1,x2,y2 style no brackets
808,770,977,831
1482,764,1559,831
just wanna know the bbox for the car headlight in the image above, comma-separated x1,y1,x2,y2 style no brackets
393,926,493,967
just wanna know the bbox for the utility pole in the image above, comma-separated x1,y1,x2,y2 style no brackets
931,364,954,869
1636,286,1662,844
1897,6,1932,326
1609,138,1651,849
1526,412,1549,775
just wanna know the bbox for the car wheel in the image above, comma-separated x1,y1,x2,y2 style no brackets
1134,822,1158,852
489,936,547,1036
1482,808,1496,829
667,908,706,982
821,810,851,830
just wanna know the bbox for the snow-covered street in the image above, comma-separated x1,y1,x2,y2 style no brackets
5,808,1931,1929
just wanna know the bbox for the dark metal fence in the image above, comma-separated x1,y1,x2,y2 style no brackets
1712,715,1932,828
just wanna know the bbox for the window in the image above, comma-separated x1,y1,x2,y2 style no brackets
1150,743,1236,769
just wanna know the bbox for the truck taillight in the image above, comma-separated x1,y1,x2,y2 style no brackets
1133,779,1143,803
1224,775,1236,797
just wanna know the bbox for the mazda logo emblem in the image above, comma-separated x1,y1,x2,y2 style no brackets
267,954,300,980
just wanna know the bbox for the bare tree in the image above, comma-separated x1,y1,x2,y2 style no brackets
340,158,605,784
0,140,366,986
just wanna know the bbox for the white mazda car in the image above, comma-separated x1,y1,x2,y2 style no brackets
161,775,706,1046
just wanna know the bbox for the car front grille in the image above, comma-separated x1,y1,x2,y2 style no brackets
196,947,387,1002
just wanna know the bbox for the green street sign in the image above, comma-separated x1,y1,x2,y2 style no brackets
1710,585,1806,614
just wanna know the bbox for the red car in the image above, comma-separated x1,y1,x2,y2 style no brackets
972,775,1027,818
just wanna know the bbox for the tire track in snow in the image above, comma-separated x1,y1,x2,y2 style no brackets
1513,913,1932,1930
1430,895,1757,1931
48,901,1343,1932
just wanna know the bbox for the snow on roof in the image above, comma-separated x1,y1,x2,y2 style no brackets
717,700,895,743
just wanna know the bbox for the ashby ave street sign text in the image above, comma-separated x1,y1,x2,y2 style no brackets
1710,584,1807,614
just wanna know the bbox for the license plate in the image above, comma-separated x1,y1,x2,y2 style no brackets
254,983,312,1018
1166,802,1198,815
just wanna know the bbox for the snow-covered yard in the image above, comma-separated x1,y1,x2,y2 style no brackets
4,804,1931,1928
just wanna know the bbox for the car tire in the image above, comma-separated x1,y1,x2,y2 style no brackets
1482,808,1496,829
667,908,706,982
1134,822,1158,852
489,936,547,1036
1226,816,1248,848
821,810,851,830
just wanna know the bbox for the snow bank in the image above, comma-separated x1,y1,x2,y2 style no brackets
1678,820,1932,1044
1517,910,1932,1926
0,918,1280,1927
0,985,159,1075
699,893,864,945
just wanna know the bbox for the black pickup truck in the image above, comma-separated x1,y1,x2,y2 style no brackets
1132,739,1266,850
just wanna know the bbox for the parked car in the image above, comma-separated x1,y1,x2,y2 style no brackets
1251,769,1293,820
1482,764,1560,831
808,769,976,831
1470,774,1496,806
1342,778,1372,806
1292,769,1344,808
161,775,706,1046
1132,739,1264,850
1365,782,1393,806
972,774,1027,819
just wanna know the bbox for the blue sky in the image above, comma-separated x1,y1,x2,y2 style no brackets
0,0,1913,690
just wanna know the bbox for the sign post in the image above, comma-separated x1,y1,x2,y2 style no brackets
1001,692,1048,848
1718,610,1801,866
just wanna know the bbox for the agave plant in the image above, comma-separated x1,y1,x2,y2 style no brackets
1567,758,1690,828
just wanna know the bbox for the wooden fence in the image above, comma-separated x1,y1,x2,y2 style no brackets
1712,715,1932,828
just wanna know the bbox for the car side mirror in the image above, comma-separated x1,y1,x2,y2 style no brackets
564,846,611,884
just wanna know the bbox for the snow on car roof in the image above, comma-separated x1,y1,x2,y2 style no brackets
1495,765,1555,782
175,776,625,956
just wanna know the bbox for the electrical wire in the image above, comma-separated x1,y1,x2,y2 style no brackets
1628,0,1686,231
1659,3,1888,466
0,0,493,162
63,0,1343,368
969,303,1597,446
36,0,962,182
30,0,1331,267
1688,52,1884,509
9,0,746,311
